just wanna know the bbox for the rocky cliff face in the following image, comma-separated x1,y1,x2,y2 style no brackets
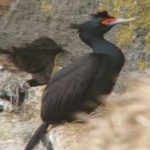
0,0,149,73
0,0,99,57
0,0,150,150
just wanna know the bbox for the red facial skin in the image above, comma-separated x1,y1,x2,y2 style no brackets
101,18,117,26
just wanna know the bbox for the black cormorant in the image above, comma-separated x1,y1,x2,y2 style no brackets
25,11,135,150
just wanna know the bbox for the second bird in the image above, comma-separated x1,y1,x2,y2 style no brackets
0,37,64,86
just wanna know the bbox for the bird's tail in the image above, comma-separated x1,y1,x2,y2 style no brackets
25,122,49,150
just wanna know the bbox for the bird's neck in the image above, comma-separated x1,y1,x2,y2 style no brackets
91,38,124,62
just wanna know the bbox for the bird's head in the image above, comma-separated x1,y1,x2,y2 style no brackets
71,11,135,45
92,11,135,27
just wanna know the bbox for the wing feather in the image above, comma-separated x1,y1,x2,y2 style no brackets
41,54,106,123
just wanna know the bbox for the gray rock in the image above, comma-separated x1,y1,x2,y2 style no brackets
0,0,100,60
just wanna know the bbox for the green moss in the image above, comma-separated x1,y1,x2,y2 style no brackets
52,54,62,74
98,0,150,49
99,0,138,17
53,66,62,74
138,61,149,71
99,0,150,29
40,0,52,12
115,26,134,48
145,33,150,42
145,33,150,55
54,53,62,66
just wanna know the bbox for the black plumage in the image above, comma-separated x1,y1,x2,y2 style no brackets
41,54,123,123
25,11,134,150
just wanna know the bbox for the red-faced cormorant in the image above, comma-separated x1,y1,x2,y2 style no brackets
25,11,135,150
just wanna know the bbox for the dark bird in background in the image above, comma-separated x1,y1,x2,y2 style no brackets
0,37,64,87
0,37,63,106
25,11,135,150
